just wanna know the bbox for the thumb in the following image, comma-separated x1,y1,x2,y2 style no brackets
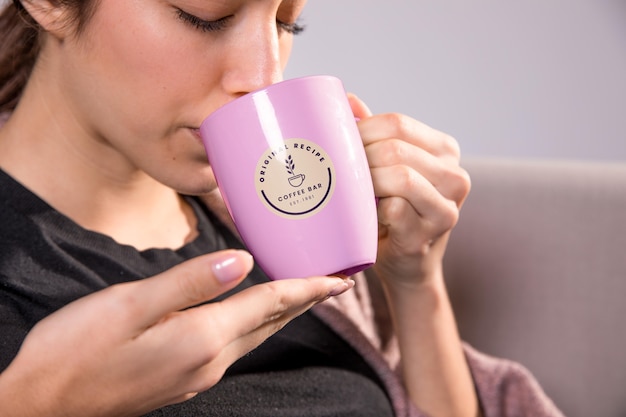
132,250,254,327
347,92,373,120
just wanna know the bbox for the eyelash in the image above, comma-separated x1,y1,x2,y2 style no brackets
176,9,305,35
277,20,305,35
176,9,231,32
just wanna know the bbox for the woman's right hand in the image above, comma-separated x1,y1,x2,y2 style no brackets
0,250,353,417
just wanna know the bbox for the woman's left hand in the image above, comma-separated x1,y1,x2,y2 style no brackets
349,94,471,288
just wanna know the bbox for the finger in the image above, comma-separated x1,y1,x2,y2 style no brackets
347,93,373,120
365,139,471,204
221,276,353,332
357,113,460,160
167,276,354,375
365,138,444,187
371,165,460,233
131,250,254,328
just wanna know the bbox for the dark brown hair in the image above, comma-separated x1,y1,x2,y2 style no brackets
0,0,97,113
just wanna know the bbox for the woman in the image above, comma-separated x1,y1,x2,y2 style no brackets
0,1,562,416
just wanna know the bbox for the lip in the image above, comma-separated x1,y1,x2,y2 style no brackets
188,127,202,143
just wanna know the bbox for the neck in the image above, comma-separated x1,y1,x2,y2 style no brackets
0,71,197,251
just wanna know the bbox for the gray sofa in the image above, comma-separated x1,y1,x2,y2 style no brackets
443,158,626,417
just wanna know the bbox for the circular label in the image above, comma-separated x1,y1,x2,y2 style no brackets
255,138,336,218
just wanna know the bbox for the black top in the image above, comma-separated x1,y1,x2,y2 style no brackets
0,168,394,416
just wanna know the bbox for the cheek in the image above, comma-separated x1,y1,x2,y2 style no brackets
80,2,213,117
108,23,182,87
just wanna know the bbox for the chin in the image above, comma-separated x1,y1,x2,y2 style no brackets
171,167,218,196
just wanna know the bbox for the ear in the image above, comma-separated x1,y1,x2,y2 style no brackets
18,0,74,38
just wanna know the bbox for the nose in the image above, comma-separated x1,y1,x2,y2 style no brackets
221,19,285,96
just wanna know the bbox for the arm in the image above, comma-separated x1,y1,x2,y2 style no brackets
350,95,478,417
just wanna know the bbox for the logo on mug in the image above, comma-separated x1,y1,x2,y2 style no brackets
255,138,336,218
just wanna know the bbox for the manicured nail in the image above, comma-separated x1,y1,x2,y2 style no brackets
211,251,253,284
328,278,355,297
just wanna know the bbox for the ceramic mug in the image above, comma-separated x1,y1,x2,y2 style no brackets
200,75,377,280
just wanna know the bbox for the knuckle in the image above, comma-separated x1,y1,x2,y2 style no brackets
394,164,417,191
378,196,407,224
457,166,472,195
447,204,461,228
176,270,208,305
257,282,290,320
438,132,461,158
201,372,224,391
196,333,226,365
449,165,472,203
101,284,144,322
184,311,229,365
381,112,412,137
380,139,407,166
192,367,227,393
438,200,460,231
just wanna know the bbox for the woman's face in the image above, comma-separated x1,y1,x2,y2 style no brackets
49,0,306,194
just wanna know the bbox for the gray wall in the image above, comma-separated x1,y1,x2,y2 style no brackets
285,1,626,161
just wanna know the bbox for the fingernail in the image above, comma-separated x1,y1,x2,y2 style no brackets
211,251,253,284
328,278,355,297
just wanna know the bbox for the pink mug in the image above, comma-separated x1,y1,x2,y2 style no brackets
200,76,377,280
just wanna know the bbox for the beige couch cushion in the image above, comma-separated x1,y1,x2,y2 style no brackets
444,157,626,417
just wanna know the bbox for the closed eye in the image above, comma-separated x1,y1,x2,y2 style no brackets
176,8,232,33
177,8,304,36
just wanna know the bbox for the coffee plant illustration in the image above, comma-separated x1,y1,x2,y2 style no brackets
285,155,306,187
